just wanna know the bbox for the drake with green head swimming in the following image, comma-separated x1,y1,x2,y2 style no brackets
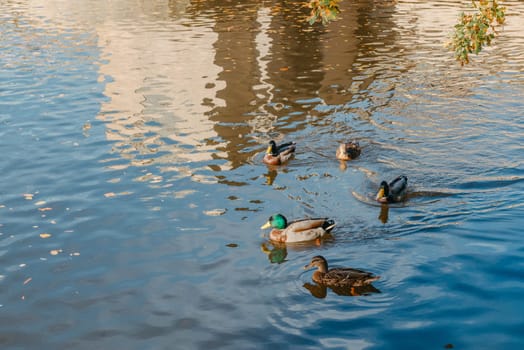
375,175,408,203
263,140,296,165
260,214,335,243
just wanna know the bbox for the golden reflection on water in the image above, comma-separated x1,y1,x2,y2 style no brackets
23,0,524,178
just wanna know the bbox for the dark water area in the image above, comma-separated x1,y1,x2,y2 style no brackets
1,0,524,349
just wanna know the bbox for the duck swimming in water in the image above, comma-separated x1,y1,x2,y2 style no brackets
304,255,380,288
375,175,408,203
260,214,335,243
263,140,296,165
336,141,361,161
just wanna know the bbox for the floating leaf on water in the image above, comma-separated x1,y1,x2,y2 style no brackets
23,194,34,200
34,200,46,206
38,207,52,212
50,249,62,255
39,233,52,239
104,192,116,198
226,243,238,248
174,190,197,199
203,209,227,216
23,277,32,285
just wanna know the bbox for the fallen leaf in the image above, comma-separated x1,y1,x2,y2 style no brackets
23,277,32,285
279,66,289,71
38,207,52,212
203,209,227,216
226,243,238,248
34,200,46,206
23,194,34,200
50,249,61,255
104,192,116,198
39,233,52,239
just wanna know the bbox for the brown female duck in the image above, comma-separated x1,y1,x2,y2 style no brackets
336,141,361,161
304,255,379,287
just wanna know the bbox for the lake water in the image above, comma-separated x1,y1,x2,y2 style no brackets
1,0,524,349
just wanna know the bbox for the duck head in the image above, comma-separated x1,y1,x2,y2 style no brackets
375,181,390,203
266,140,278,156
304,255,329,273
336,143,349,160
261,213,287,230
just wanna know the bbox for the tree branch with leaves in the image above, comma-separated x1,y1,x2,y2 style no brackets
448,0,506,65
305,0,506,65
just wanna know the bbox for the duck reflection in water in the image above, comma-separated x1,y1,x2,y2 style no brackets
378,203,389,224
303,281,381,298
264,169,278,186
303,255,380,298
260,242,287,264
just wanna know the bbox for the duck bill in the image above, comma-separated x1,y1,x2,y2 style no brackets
266,145,272,154
375,188,385,201
303,263,314,270
260,221,271,229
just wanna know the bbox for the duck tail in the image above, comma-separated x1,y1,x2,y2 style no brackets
277,141,296,152
366,275,380,283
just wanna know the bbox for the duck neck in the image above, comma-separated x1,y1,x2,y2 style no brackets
317,261,328,274
383,182,390,197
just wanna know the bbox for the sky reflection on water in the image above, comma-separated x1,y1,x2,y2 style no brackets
1,0,524,349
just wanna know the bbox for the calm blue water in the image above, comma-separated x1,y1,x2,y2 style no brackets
1,0,524,349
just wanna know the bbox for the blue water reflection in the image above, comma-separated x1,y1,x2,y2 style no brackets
1,0,524,349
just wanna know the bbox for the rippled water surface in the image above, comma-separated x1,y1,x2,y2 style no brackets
1,0,524,348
